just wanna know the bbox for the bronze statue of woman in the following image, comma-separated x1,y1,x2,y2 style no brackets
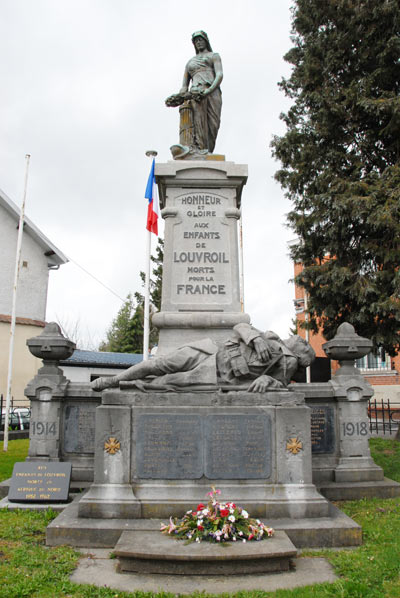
166,31,223,159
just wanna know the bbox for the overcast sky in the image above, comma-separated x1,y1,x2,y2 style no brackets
1,0,297,349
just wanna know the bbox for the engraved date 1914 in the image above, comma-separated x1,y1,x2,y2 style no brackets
31,421,57,436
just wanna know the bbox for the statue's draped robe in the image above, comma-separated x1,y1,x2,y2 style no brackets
186,53,222,153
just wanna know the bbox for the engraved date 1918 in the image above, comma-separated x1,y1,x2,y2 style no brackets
342,422,369,436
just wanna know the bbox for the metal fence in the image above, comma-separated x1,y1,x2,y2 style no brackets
368,398,400,436
0,394,31,431
1,393,399,436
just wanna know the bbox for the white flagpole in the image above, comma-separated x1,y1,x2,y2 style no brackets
3,154,31,452
143,150,157,361
143,229,151,362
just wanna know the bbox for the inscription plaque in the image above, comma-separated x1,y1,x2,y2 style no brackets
135,412,272,480
205,414,271,479
170,192,233,307
136,414,203,479
8,462,71,502
63,405,96,453
311,406,335,454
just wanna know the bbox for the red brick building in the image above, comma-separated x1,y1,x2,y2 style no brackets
293,262,400,401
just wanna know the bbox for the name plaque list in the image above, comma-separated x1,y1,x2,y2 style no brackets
205,414,271,479
136,414,203,479
63,404,96,453
311,406,335,454
135,413,271,480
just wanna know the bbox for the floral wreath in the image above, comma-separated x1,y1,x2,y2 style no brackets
161,486,274,544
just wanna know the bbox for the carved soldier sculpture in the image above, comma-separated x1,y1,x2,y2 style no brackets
165,30,223,159
92,323,315,393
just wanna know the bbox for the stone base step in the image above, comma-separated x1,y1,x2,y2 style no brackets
318,477,400,501
45,497,361,549
115,530,296,575
70,550,338,594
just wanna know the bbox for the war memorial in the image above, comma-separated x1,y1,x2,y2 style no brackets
3,31,400,581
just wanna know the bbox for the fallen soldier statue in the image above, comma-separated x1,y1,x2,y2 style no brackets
92,323,315,393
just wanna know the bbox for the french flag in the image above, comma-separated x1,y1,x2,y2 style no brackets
145,158,159,236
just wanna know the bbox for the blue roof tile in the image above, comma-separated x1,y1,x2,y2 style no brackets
61,349,143,367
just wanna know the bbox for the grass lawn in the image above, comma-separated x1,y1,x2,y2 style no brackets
0,439,29,482
0,438,400,597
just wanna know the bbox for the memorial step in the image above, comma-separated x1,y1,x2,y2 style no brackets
45,499,362,549
317,477,400,501
114,530,297,575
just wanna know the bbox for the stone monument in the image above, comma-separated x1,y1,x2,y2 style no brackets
17,32,398,557
75,32,331,522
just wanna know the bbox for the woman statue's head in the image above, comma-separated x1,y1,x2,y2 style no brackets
192,30,212,53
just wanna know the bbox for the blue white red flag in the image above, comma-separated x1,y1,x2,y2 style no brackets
144,158,159,236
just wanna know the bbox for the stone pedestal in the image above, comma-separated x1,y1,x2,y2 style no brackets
323,323,384,483
331,377,384,483
153,161,250,353
78,388,329,519
25,323,75,462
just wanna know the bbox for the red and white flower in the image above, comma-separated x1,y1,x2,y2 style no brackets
160,487,274,544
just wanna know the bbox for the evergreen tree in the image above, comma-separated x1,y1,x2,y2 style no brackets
271,0,400,354
99,239,163,353
98,293,138,353
134,238,164,311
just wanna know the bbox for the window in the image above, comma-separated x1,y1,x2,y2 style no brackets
356,348,391,372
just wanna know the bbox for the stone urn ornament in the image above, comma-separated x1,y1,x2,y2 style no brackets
27,322,76,374
322,322,372,376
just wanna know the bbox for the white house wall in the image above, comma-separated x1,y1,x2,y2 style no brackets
0,206,49,320
0,321,43,405
60,365,125,383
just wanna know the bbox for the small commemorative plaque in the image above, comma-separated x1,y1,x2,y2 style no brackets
8,462,72,502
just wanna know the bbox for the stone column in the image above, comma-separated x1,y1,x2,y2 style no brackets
78,400,141,518
25,323,75,461
153,160,250,353
275,396,330,518
323,323,384,482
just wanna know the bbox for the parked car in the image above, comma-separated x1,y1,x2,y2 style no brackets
0,407,30,431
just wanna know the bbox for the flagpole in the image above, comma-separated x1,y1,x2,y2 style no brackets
143,228,151,362
3,154,31,452
143,150,158,361
304,289,311,383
